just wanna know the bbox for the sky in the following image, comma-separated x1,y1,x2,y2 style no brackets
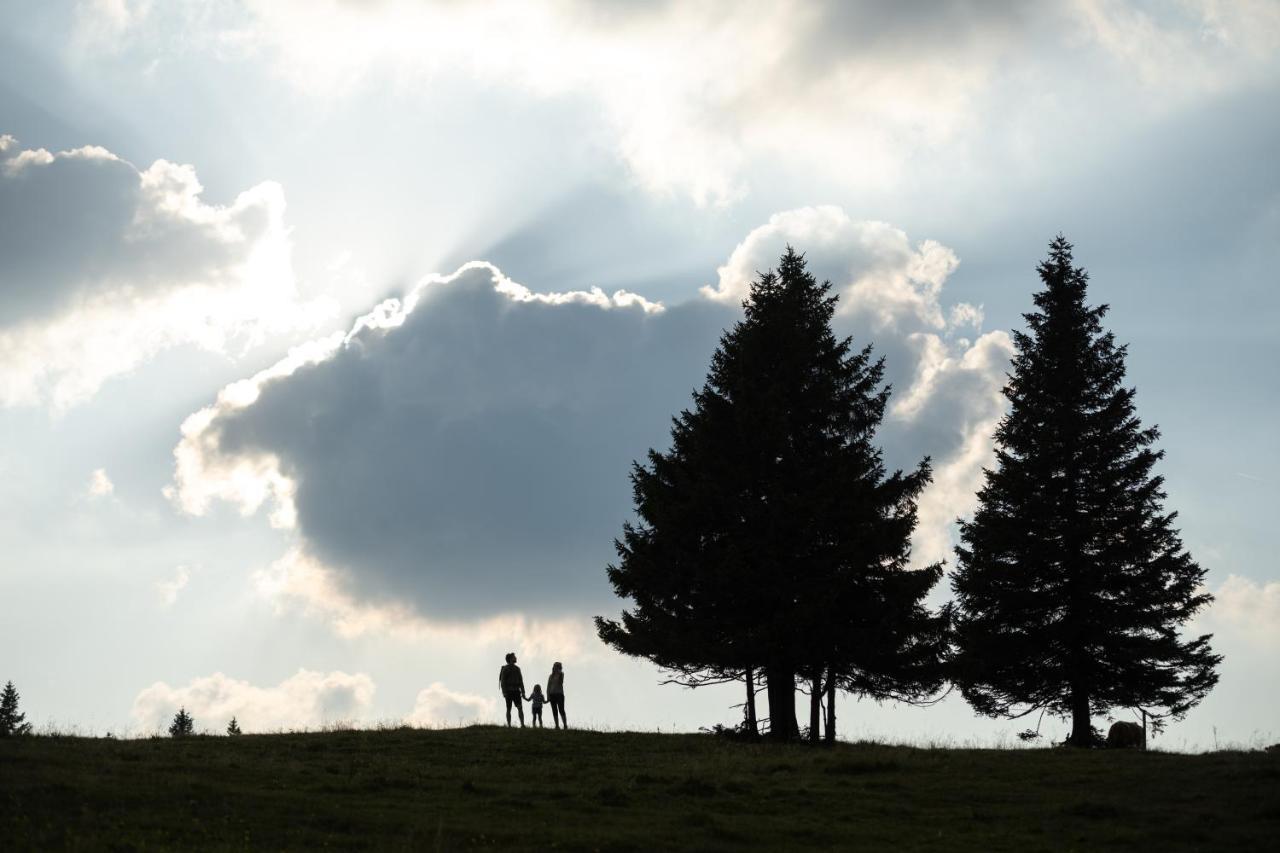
1,0,1277,749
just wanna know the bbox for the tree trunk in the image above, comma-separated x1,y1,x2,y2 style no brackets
744,667,758,736
824,666,836,744
808,675,821,743
1069,684,1092,746
765,665,798,740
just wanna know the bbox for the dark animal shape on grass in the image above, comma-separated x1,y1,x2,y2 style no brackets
1107,721,1145,749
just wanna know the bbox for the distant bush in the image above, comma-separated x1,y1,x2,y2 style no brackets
700,720,760,742
226,717,242,736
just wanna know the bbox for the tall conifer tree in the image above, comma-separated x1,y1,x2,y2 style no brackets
597,248,945,739
951,237,1220,745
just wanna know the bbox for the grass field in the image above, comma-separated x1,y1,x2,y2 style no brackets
2,725,1278,850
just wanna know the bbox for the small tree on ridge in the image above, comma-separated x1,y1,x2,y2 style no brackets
169,707,195,738
0,681,32,736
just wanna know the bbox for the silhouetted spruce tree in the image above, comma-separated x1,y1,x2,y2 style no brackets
226,717,242,736
168,707,195,738
597,248,946,740
0,681,32,736
951,237,1220,746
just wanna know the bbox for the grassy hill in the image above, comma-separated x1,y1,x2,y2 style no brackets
2,725,1277,850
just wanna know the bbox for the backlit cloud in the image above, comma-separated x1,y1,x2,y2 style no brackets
0,135,330,409
704,207,1014,564
74,2,1280,205
170,210,1009,630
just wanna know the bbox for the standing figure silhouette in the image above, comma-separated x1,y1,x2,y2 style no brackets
547,661,567,729
499,652,525,727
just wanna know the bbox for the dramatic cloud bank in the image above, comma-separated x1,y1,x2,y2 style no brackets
76,1,1280,205
0,134,327,409
170,209,1011,632
130,669,376,734
171,260,720,619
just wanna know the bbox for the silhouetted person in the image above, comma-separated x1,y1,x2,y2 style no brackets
547,661,567,729
528,684,546,727
499,652,525,727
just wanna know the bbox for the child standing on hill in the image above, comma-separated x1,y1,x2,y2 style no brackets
528,684,546,727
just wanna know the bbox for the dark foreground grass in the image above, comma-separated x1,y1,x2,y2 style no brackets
2,726,1278,851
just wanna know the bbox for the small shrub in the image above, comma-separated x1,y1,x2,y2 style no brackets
699,720,760,741
226,717,242,736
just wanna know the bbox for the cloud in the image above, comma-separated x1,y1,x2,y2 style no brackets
0,135,330,409
72,2,1280,205
1198,574,1280,649
168,209,1011,631
703,207,1014,565
155,565,190,607
130,669,376,733
171,260,725,619
704,207,964,332
87,468,114,498
405,682,496,727
250,547,599,661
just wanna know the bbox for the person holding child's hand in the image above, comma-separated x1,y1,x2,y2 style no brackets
527,684,546,727
547,662,567,729
498,652,525,727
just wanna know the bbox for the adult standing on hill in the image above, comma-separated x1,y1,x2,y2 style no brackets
499,652,525,727
547,661,567,729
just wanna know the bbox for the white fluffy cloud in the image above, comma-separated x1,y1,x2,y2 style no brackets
168,209,1010,632
704,208,962,330
705,207,1013,564
0,135,329,409
130,669,376,733
405,682,496,727
75,2,1280,205
1199,574,1280,649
